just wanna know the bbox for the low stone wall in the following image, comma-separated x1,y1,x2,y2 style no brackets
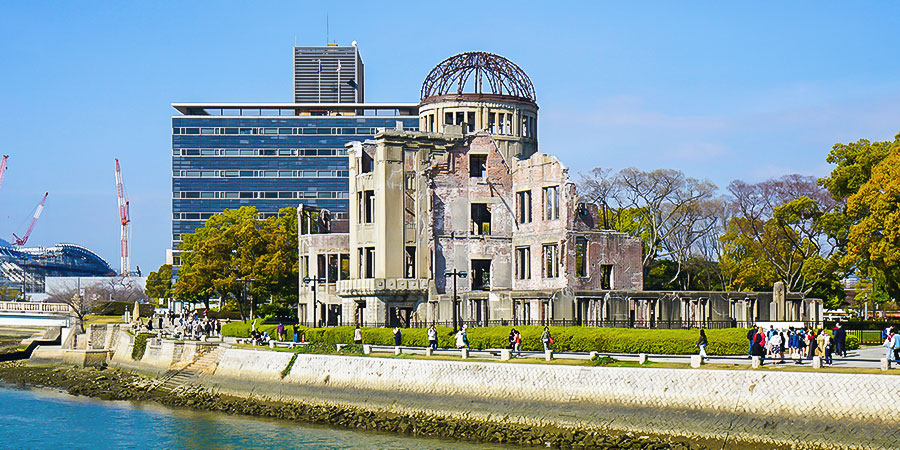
106,331,214,375
206,348,900,450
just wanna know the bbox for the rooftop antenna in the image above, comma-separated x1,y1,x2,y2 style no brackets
326,12,329,45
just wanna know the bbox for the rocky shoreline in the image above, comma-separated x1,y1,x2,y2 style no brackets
0,361,716,449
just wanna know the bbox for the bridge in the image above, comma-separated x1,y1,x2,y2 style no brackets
0,301,73,327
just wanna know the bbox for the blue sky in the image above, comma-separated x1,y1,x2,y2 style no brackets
2,2,899,273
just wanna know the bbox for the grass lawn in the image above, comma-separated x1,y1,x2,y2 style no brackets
83,315,124,326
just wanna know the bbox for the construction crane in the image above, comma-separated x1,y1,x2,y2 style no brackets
115,158,131,276
12,192,48,246
0,155,8,192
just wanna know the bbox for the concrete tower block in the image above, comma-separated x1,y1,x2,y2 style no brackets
812,356,822,369
460,348,469,359
363,344,372,355
394,346,402,355
751,356,761,368
690,355,702,368
881,358,891,371
500,349,511,360
544,350,553,361
638,353,648,365
425,348,433,357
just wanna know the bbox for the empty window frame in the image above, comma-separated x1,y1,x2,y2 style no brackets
470,154,487,178
543,185,559,220
600,264,613,290
471,259,491,290
405,246,416,279
516,190,532,224
543,243,559,278
471,203,491,235
359,190,375,223
515,247,531,280
575,236,588,277
364,247,376,279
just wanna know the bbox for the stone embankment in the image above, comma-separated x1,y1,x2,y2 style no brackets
13,326,900,450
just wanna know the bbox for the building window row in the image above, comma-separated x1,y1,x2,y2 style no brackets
173,126,415,136
514,186,559,223
175,191,349,200
299,253,350,284
173,170,349,178
173,148,349,157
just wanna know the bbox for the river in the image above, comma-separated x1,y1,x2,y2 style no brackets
0,385,507,450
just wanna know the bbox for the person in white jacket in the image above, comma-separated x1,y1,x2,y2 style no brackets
455,326,468,348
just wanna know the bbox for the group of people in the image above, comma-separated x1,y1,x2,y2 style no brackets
746,324,846,365
173,311,223,340
881,326,900,362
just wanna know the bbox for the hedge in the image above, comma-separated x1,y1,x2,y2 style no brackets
222,322,775,355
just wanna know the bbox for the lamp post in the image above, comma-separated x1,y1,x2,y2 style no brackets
444,269,467,332
303,276,326,327
235,277,255,321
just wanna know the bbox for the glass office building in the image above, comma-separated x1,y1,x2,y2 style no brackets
171,103,418,261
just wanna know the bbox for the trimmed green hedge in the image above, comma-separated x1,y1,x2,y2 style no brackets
222,322,769,355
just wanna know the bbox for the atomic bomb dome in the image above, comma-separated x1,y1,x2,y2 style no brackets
418,52,538,159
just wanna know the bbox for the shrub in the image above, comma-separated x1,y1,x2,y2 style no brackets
131,333,155,360
223,324,753,355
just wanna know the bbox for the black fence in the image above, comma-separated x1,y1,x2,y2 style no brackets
274,319,820,330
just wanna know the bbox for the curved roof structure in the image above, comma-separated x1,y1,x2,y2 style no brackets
420,52,536,103
0,242,115,288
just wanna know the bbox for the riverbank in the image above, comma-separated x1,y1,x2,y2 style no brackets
0,361,703,449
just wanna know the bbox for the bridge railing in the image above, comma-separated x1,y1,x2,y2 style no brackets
0,301,73,314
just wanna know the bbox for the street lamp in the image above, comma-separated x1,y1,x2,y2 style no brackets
444,269,467,332
235,277,255,321
303,276,326,327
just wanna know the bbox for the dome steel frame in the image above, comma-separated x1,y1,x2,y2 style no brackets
420,52,536,102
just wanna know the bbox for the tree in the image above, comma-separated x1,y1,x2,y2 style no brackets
145,264,173,305
844,141,900,299
724,175,842,295
174,206,299,319
579,167,721,285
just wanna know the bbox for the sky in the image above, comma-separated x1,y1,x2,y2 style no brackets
2,2,899,274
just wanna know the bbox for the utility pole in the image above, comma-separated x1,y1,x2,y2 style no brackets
444,269,467,332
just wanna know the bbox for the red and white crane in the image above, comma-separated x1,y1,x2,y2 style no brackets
12,192,48,247
115,158,131,276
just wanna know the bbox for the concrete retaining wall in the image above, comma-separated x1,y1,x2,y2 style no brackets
206,348,900,450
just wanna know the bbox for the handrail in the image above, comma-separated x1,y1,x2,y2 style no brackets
0,301,73,314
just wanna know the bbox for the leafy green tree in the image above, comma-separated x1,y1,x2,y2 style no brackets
174,206,298,319
145,264,173,305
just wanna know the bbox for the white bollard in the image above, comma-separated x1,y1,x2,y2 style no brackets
545,350,553,361
589,351,598,359
500,349,511,361
881,358,891,371
425,348,433,357
363,344,371,355
812,356,822,369
638,353,648,365
751,356,761,368
460,348,469,359
394,346,402,355
690,355,702,368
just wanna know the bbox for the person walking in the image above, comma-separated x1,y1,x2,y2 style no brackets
354,326,363,345
833,323,846,357
815,330,828,364
697,329,709,362
508,329,516,350
427,325,438,350
541,327,552,352
393,327,402,347
513,329,522,357
806,329,818,361
750,328,767,365
769,330,784,363
455,326,468,349
277,322,285,341
892,328,900,363
746,326,757,359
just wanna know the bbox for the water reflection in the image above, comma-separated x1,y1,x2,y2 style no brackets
0,386,507,450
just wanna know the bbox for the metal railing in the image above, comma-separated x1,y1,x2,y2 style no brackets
0,301,72,314
274,319,819,330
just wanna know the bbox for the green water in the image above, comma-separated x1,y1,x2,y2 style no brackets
0,385,509,450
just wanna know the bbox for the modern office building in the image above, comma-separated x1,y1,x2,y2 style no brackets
293,45,363,103
171,43,417,261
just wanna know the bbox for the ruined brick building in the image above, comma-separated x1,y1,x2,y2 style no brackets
298,52,822,328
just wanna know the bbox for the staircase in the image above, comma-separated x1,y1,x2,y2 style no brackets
152,345,225,394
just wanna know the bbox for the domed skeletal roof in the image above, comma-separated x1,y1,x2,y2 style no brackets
420,52,536,103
